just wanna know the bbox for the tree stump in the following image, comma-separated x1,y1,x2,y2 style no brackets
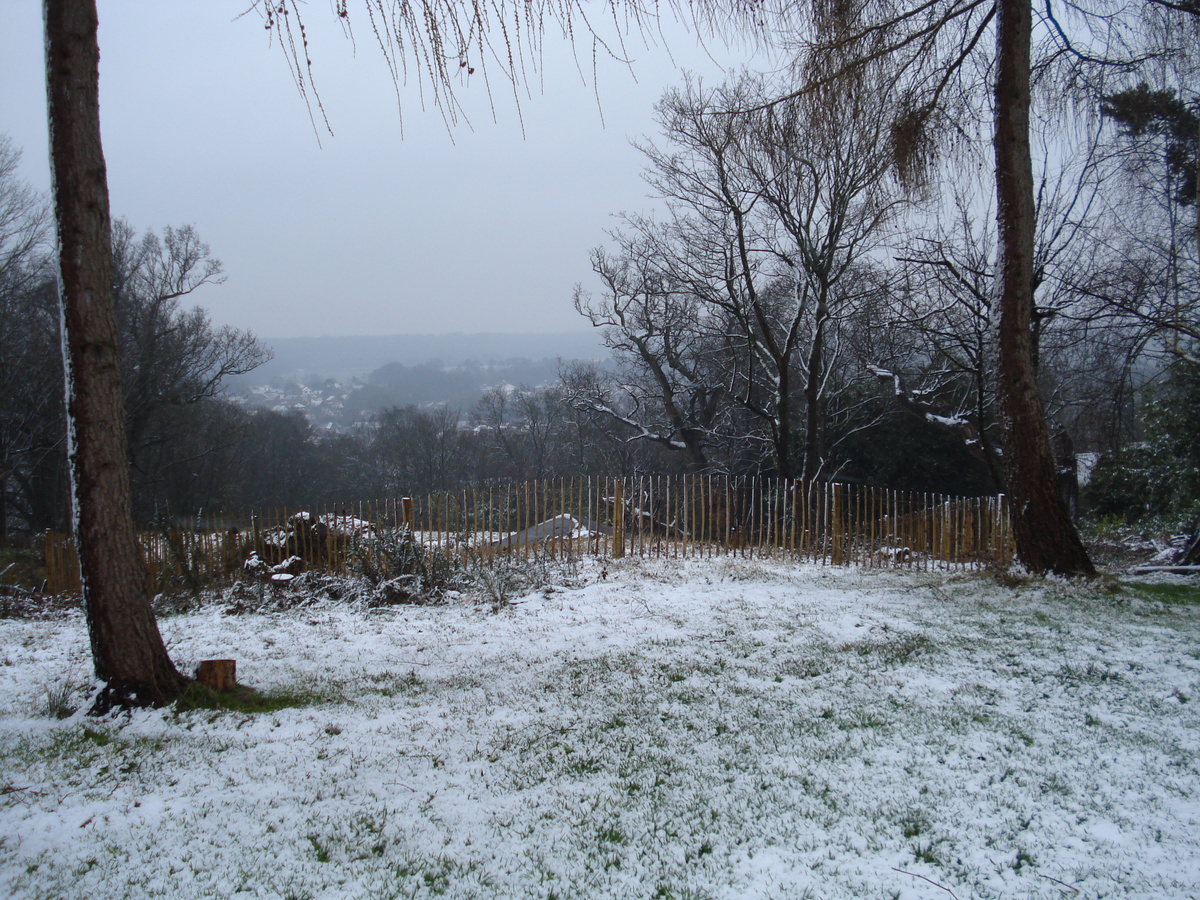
196,659,237,692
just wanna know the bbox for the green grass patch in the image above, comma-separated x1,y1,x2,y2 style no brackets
172,682,329,715
7,723,168,777
839,632,933,666
1057,661,1123,685
1124,581,1200,606
364,668,423,697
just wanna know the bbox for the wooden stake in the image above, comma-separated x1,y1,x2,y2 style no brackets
612,478,625,559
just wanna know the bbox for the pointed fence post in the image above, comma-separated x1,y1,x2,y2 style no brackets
612,479,625,559
831,483,845,566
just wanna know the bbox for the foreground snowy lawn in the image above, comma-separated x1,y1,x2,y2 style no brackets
1,559,1198,899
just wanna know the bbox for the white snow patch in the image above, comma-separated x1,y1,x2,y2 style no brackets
1,560,1198,899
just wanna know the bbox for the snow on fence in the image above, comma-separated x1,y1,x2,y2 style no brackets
41,477,1013,594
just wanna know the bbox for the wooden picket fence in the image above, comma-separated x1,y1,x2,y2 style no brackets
42,476,1013,595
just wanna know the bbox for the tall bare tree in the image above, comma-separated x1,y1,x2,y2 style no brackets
988,0,1093,573
736,69,908,479
0,137,57,541
876,114,1119,491
764,0,1122,574
107,221,271,514
611,71,904,480
44,0,187,710
574,234,730,473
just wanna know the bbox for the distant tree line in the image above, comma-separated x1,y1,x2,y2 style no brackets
3,26,1197,538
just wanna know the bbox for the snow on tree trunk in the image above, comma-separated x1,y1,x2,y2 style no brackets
44,0,188,710
992,0,1094,577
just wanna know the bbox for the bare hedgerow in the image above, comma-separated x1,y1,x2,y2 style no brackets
468,548,584,610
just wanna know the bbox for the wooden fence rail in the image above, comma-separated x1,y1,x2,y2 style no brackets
42,476,1013,595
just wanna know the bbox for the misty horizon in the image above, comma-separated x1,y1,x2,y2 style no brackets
2,5,759,340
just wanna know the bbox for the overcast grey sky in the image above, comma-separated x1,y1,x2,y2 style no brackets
2,3,762,340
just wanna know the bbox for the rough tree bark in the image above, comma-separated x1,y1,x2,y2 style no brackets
993,0,1095,576
44,0,188,710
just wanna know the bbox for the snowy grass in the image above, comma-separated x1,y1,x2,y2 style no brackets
1,559,1198,899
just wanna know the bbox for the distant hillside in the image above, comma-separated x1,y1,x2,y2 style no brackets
236,331,608,384
231,355,607,431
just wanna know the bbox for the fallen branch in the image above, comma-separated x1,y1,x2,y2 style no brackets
1038,873,1081,894
892,868,959,899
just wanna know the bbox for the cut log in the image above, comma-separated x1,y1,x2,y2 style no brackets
195,659,237,692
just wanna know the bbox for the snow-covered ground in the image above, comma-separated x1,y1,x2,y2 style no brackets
1,559,1198,899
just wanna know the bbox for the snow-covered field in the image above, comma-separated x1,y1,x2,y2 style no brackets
1,558,1198,899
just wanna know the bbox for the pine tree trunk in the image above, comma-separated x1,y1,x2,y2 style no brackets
45,0,188,710
993,0,1094,576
